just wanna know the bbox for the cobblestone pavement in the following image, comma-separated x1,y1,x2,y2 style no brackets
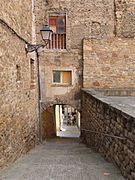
0,138,125,180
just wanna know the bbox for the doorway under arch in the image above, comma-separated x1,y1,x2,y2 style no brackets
55,105,80,138
41,104,80,140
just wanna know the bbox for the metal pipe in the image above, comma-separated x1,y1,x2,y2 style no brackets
81,129,126,140
36,50,42,142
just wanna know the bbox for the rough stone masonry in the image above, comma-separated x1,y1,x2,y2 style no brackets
34,0,135,109
81,89,135,180
0,0,38,168
34,0,115,110
1,0,135,171
83,38,135,88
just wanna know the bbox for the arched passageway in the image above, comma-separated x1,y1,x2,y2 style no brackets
55,105,80,138
41,104,80,139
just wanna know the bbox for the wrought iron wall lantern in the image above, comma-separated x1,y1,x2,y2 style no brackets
26,24,53,52
40,25,53,45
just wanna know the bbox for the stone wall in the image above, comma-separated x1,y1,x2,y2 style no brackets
115,0,135,38
35,0,115,46
34,0,115,110
0,0,32,42
0,0,38,168
83,38,135,88
81,90,135,180
39,50,81,110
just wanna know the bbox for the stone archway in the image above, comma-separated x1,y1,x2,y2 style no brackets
41,101,81,140
55,104,81,138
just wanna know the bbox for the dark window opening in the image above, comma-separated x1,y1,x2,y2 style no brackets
30,59,35,89
16,65,21,82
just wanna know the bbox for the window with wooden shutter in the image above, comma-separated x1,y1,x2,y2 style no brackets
53,71,72,85
49,14,66,49
62,71,71,84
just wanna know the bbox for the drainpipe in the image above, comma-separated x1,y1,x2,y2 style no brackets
35,50,42,143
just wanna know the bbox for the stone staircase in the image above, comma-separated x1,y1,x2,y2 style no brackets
0,138,125,180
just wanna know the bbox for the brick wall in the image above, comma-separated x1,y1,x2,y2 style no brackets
83,38,135,88
81,90,135,180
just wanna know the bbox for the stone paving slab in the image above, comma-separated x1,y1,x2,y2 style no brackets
0,138,125,180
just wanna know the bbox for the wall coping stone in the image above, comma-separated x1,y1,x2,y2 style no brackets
82,88,135,119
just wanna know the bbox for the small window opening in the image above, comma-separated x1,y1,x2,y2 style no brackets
16,65,21,82
30,59,35,89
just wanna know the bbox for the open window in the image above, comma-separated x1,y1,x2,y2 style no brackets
49,13,66,49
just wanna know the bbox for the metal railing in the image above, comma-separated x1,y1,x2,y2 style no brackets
49,33,66,49
81,128,126,140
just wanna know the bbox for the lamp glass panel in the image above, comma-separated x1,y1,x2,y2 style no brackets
41,31,50,41
49,31,53,41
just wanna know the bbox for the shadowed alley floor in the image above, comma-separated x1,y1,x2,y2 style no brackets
0,138,125,180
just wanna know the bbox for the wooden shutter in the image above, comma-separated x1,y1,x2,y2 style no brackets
62,71,71,84
49,17,57,33
49,15,66,49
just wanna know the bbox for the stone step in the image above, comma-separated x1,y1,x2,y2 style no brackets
0,138,125,180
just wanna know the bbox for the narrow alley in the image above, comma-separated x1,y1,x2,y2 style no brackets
1,138,125,180
1,1,135,179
